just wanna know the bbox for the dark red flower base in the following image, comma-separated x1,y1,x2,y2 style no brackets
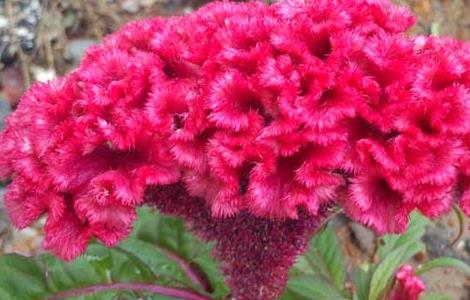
146,183,329,300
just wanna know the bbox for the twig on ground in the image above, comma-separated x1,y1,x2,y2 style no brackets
5,0,32,88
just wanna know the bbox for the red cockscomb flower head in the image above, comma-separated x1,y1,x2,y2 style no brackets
389,265,426,300
1,0,470,299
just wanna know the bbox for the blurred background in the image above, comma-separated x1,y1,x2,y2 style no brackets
0,0,469,298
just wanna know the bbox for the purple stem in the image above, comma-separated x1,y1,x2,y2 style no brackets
46,283,213,300
159,247,212,292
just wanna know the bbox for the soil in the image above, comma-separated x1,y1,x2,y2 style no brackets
398,0,470,39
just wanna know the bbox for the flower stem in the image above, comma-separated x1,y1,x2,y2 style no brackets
158,246,213,292
46,282,214,300
450,203,465,246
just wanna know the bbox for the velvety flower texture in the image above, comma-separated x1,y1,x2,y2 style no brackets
2,0,470,299
389,265,425,300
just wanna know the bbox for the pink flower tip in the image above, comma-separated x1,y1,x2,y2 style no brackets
389,265,426,300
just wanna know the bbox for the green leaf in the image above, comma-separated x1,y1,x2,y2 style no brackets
368,213,436,300
377,212,429,259
112,244,158,282
430,22,441,36
286,224,348,300
132,207,228,296
291,255,317,276
306,224,347,290
133,208,196,260
0,207,229,299
282,275,348,300
0,254,48,300
42,252,106,291
368,239,425,300
351,264,372,300
416,257,470,276
421,293,452,300
117,238,190,286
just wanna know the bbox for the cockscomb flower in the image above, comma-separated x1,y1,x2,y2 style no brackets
389,265,426,300
1,0,470,299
